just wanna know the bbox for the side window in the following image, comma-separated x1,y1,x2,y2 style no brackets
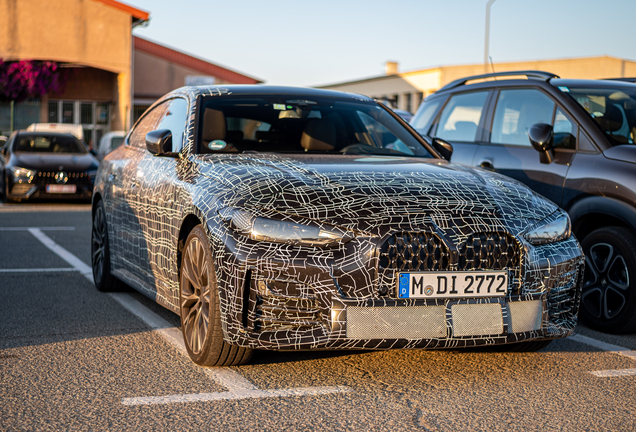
128,103,169,149
435,92,489,142
491,89,555,146
156,98,188,153
553,108,576,149
411,98,443,135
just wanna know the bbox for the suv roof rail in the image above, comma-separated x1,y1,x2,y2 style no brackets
438,70,560,92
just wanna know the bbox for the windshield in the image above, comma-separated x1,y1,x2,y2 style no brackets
198,96,433,158
564,85,636,145
14,134,87,154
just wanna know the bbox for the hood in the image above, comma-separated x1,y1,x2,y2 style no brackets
196,154,558,237
603,145,636,165
12,152,98,172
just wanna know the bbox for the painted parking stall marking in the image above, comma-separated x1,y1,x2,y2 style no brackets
19,226,352,405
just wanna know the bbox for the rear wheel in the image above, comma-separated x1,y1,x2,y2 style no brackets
580,227,636,333
179,225,252,366
91,200,124,292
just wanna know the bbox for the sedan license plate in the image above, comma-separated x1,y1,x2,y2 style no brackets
46,184,77,194
398,271,507,299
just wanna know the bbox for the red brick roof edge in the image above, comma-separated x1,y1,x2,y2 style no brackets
95,0,150,21
133,36,262,84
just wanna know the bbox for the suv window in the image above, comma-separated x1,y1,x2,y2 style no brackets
411,97,444,135
490,89,555,146
435,92,488,142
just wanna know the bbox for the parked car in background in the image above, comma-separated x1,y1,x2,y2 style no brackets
92,85,584,366
96,131,125,161
411,70,636,333
1,131,98,202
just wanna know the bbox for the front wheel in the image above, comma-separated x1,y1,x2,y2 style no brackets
580,227,636,334
91,200,125,292
179,225,252,366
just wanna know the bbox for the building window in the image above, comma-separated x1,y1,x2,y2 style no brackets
49,100,110,149
404,93,412,113
133,105,151,125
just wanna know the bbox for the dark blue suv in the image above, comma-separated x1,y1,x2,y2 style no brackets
411,70,636,333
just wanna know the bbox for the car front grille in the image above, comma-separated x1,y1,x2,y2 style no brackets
378,231,522,295
379,232,450,271
379,231,520,272
34,171,92,186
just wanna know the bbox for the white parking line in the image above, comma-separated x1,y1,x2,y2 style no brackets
0,268,79,273
590,369,636,378
570,334,636,361
25,227,352,405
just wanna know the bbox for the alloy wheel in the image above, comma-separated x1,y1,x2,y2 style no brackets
91,205,106,284
180,236,211,355
582,242,630,320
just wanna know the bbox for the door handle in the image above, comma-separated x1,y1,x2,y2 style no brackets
479,159,494,170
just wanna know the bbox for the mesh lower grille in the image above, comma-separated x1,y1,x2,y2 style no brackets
508,300,543,333
346,306,447,339
451,303,503,337
548,270,580,324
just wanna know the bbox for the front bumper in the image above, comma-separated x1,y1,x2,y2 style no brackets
5,177,93,201
211,226,584,351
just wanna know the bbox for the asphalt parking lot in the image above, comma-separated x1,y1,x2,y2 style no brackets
1,203,635,431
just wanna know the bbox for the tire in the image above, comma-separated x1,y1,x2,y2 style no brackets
179,225,253,366
580,227,636,334
91,199,125,292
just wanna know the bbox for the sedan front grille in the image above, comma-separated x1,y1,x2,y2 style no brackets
457,232,520,271
379,232,450,272
34,171,92,186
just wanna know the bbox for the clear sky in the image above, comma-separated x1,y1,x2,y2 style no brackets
129,0,636,87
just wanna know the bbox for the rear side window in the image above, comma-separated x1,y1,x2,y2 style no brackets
490,89,555,146
435,92,489,142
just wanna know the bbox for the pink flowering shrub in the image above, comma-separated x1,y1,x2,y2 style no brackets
0,60,69,102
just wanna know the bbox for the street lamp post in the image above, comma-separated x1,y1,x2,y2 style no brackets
484,0,498,73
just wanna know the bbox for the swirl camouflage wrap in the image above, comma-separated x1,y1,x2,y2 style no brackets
92,85,584,366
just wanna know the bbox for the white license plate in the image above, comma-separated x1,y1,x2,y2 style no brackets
46,184,77,194
398,271,508,299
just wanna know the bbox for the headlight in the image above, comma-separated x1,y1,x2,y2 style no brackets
221,208,351,246
523,213,571,245
9,166,35,180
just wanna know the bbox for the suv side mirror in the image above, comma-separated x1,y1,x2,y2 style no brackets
433,138,453,161
145,129,175,156
528,123,554,164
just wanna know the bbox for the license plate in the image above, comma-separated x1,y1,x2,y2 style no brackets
46,184,77,194
398,271,508,299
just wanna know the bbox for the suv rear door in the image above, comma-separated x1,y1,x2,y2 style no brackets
471,87,576,205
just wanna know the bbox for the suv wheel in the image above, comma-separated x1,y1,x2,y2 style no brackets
580,227,636,333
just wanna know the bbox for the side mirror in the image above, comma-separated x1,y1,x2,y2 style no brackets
528,123,554,164
145,129,175,156
433,138,453,161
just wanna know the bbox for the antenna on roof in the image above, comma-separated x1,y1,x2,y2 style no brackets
489,56,497,77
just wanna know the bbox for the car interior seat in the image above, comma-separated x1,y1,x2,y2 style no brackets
300,119,337,151
200,108,240,153
596,103,628,143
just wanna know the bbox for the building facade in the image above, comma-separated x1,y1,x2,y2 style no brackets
0,0,260,146
320,56,636,114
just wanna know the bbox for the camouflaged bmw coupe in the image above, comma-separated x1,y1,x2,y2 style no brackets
91,85,584,366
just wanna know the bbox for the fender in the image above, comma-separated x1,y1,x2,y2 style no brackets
567,195,636,233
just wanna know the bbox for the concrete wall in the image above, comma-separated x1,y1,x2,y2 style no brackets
0,0,134,130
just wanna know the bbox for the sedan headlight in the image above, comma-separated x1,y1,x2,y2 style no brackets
523,213,571,245
221,208,351,246
9,166,35,181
